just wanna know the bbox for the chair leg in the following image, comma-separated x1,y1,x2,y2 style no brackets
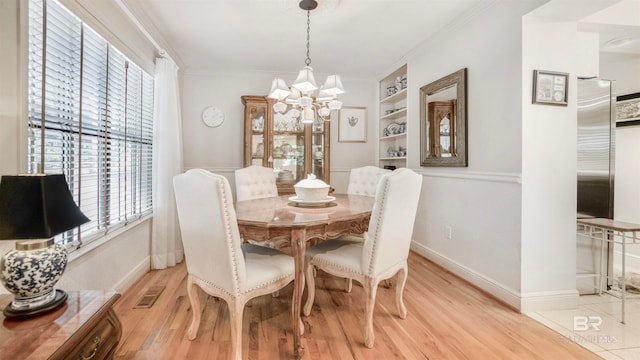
228,298,245,360
363,277,379,348
186,276,201,340
345,278,353,293
396,264,408,319
303,260,316,316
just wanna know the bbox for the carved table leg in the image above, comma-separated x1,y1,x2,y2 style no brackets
291,227,306,358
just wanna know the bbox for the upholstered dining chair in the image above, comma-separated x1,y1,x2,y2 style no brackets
234,165,286,250
173,169,295,360
342,165,391,291
234,165,278,202
303,168,422,348
346,165,391,197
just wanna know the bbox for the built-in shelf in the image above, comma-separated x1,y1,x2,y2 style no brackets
379,156,407,161
380,108,407,120
380,88,407,104
380,133,407,140
378,64,408,168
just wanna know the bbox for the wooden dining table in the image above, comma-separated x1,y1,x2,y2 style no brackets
235,193,375,358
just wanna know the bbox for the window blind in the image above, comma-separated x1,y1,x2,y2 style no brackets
27,0,154,248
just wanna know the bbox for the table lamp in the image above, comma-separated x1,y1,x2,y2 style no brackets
0,174,90,318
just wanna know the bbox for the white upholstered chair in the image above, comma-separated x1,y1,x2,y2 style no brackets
173,169,295,360
303,168,422,348
234,165,278,202
346,165,391,197
342,166,391,290
234,165,286,250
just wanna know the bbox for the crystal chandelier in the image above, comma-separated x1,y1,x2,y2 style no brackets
268,0,345,124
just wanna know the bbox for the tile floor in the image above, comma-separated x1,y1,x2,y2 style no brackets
527,293,640,359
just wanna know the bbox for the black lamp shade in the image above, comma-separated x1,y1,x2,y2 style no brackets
0,174,90,240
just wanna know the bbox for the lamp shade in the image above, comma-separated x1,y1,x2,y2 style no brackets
292,66,318,94
0,174,90,240
321,74,345,96
267,78,291,100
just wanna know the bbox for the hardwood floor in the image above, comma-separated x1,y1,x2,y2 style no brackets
112,252,600,359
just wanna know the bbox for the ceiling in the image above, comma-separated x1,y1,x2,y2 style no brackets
122,0,484,78
122,0,640,78
578,0,640,55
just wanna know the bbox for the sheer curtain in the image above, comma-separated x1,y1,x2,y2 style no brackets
151,56,184,269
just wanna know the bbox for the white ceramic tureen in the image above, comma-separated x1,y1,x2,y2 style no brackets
294,174,330,201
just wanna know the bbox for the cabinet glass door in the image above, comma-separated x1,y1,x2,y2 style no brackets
248,103,266,166
311,119,326,180
273,109,304,187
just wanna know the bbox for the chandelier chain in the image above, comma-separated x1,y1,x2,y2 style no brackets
305,10,311,67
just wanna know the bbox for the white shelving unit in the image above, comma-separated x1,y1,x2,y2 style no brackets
378,64,408,169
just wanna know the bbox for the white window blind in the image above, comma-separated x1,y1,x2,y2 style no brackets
27,0,154,248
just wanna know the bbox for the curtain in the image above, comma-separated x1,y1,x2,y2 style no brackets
151,56,184,269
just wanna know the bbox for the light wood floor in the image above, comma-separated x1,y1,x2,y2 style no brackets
112,252,600,359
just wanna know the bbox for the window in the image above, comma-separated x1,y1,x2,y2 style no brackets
27,0,154,248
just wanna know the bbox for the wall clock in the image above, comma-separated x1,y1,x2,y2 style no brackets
202,106,225,128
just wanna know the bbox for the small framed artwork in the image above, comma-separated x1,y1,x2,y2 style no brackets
338,106,367,142
532,70,568,106
616,92,640,127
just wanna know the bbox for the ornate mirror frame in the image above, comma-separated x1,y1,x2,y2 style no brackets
420,68,468,167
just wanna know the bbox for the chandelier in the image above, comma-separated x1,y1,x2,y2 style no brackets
267,0,345,124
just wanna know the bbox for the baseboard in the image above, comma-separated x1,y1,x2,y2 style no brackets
113,256,150,294
411,242,522,310
519,289,579,312
411,242,581,312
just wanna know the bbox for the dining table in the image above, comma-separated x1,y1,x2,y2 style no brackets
235,193,375,358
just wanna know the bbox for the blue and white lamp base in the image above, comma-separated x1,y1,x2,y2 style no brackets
0,238,68,319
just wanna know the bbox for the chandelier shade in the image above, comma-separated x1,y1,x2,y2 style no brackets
267,0,344,122
269,78,291,100
292,66,318,94
321,74,345,96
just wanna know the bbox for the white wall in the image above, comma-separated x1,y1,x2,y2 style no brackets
180,70,377,194
406,0,548,309
0,1,21,178
521,17,581,310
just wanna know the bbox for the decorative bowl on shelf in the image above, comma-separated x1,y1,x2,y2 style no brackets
383,122,406,137
294,174,330,201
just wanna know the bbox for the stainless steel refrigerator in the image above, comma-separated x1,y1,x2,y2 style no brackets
576,78,615,295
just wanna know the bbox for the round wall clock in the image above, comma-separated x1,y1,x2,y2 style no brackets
202,106,225,128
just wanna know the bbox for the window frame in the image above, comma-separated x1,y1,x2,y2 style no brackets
26,0,154,250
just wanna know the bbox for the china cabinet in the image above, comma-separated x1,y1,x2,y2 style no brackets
378,64,407,168
242,95,330,195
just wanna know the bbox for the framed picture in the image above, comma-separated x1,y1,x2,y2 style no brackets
532,70,568,106
338,106,367,142
616,92,640,126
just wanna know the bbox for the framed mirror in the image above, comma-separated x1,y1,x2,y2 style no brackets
420,68,467,167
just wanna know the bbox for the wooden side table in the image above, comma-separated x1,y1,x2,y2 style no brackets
576,218,640,324
0,290,122,359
